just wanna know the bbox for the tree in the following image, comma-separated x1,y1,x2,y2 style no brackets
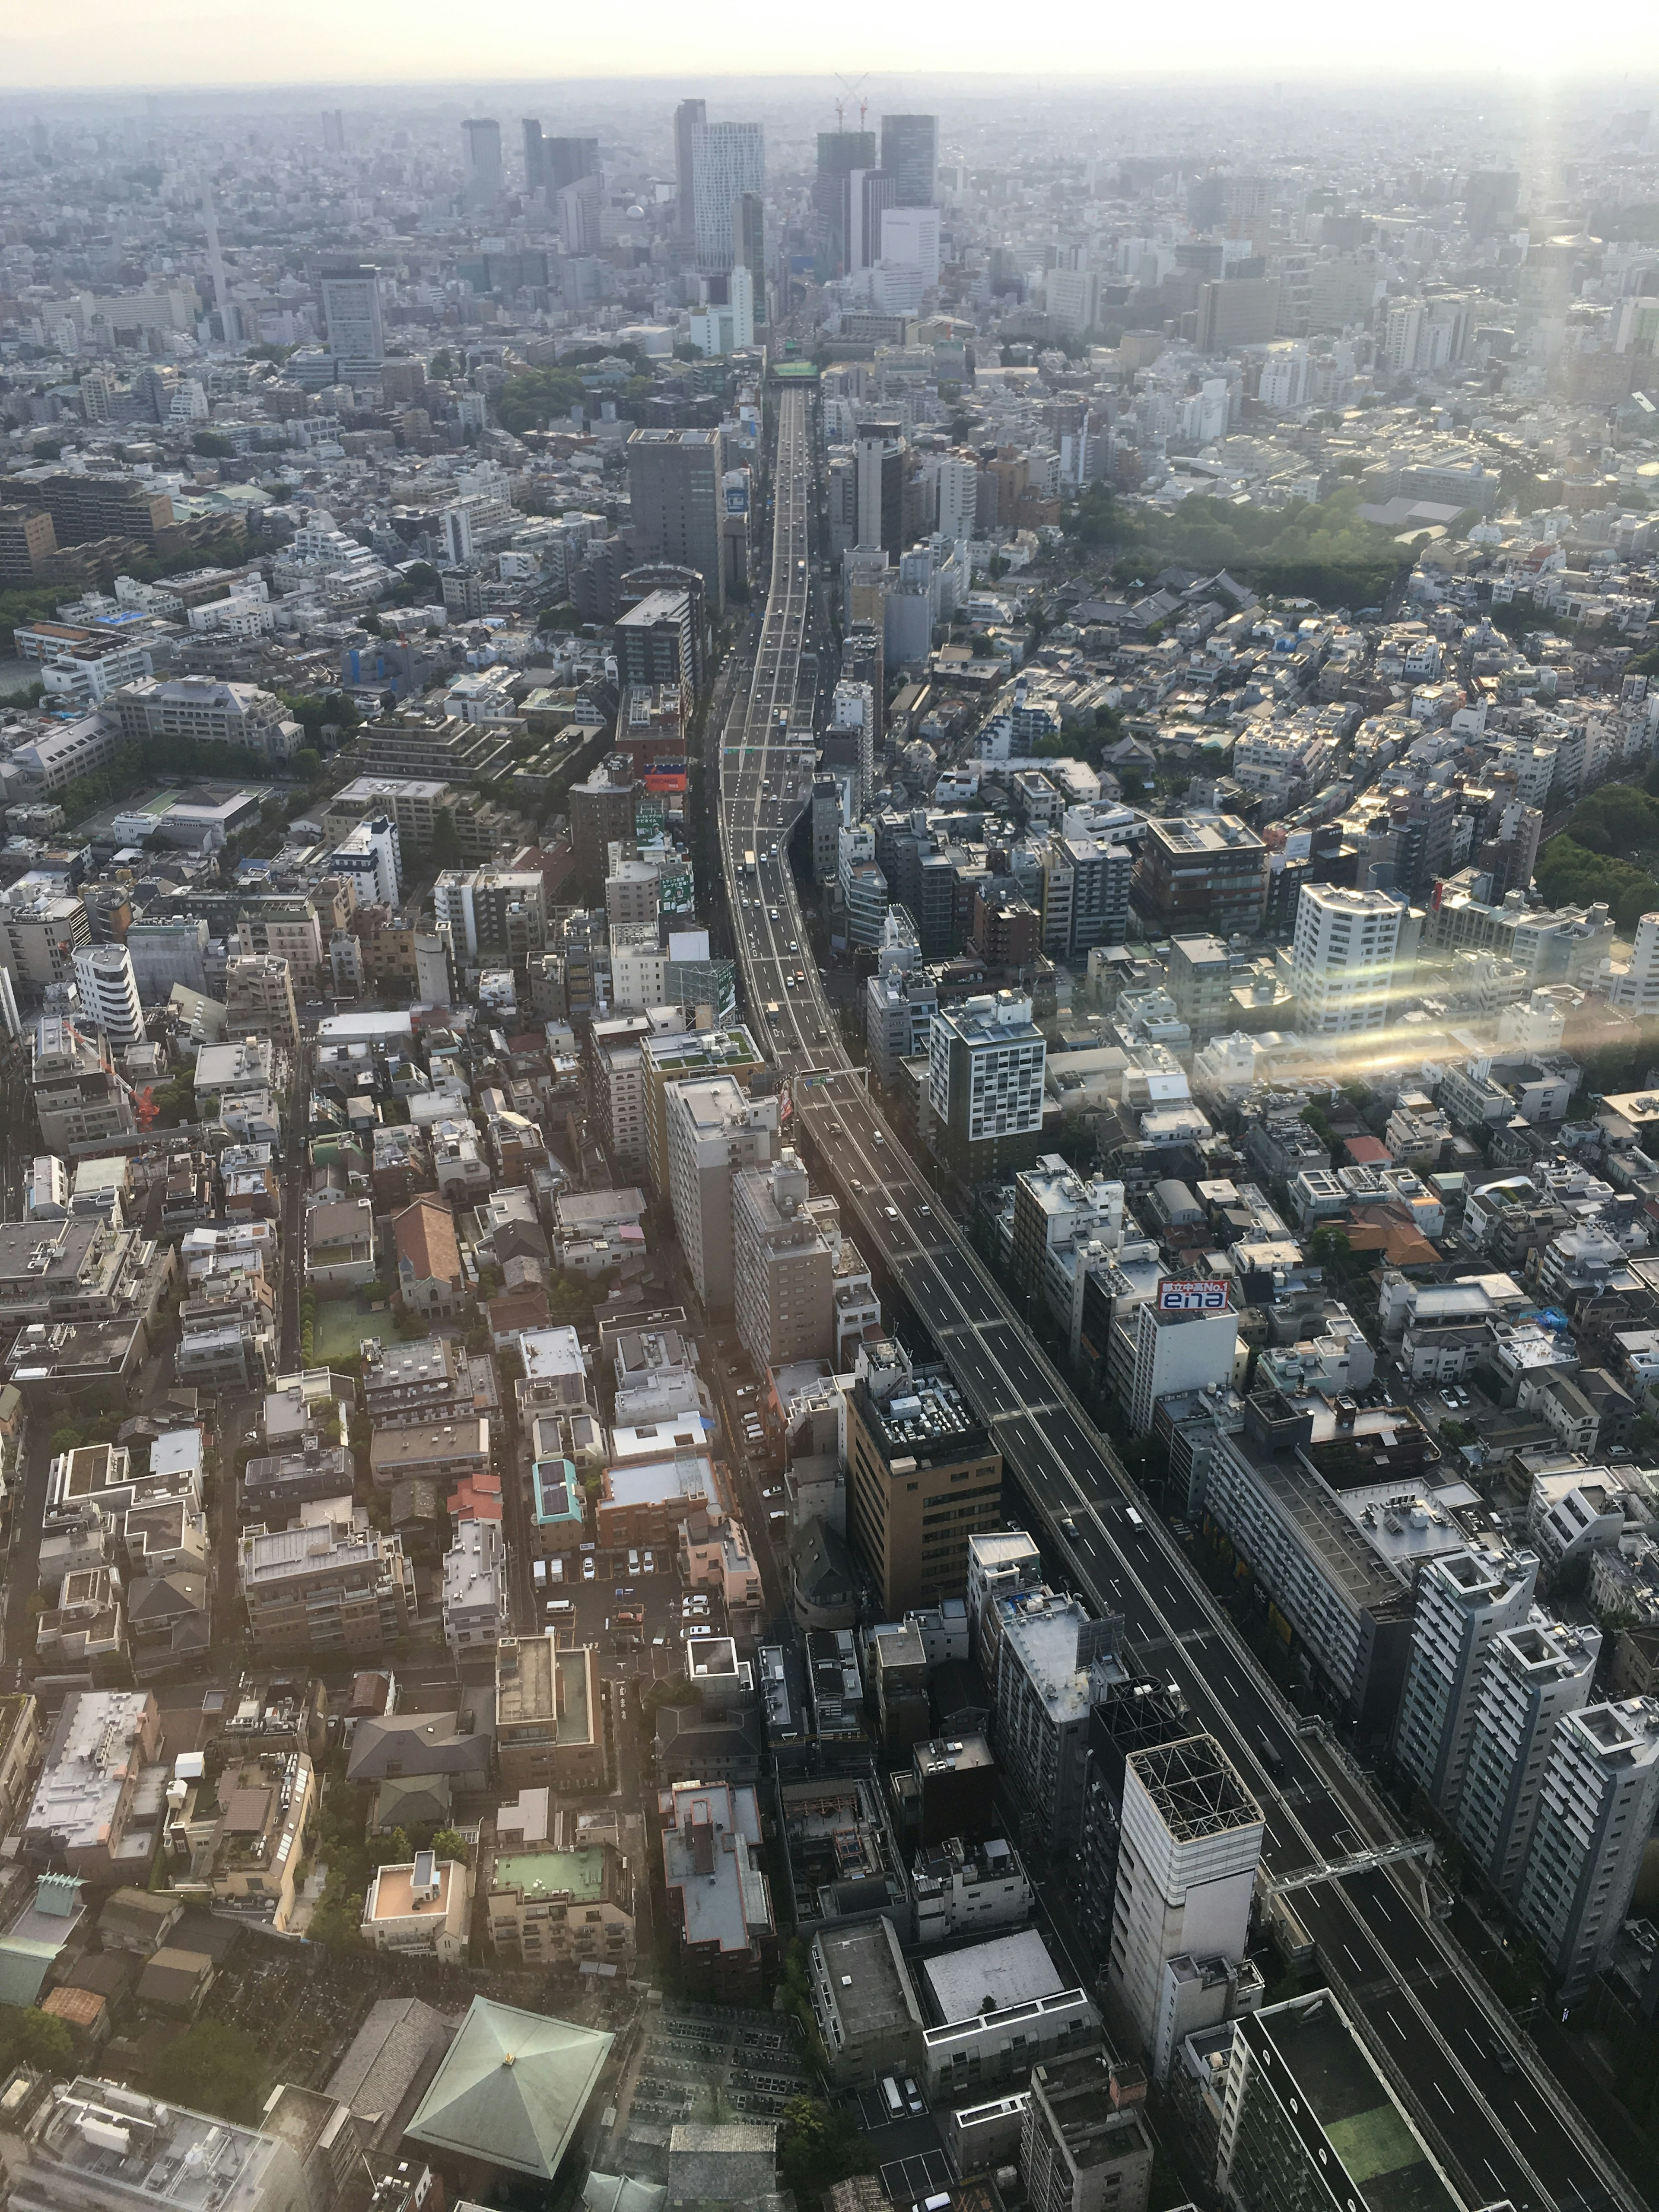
429,807,464,868
0,2004,73,2074
428,348,455,378
151,2021,273,2125
431,1827,471,1864
494,366,587,435
292,747,322,786
191,429,235,458
778,2096,875,2209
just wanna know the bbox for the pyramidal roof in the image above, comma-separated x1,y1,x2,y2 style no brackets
406,1995,613,2178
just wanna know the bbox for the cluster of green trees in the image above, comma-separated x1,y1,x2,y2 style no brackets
777,2092,876,2210
1535,775,1659,929
150,2020,272,2124
0,2003,74,2075
1066,482,1407,611
495,367,590,433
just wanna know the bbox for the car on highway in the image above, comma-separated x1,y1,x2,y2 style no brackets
917,1202,931,1216
884,1205,899,1221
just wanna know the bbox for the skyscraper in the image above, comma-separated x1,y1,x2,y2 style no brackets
815,130,875,276
461,118,503,209
880,113,938,207
521,118,545,194
854,420,905,558
321,109,345,156
547,136,600,194
691,120,764,272
318,263,385,378
674,98,706,245
627,429,725,614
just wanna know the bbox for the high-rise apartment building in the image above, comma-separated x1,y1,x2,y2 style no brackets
1393,1546,1538,1818
664,1074,779,1316
845,1338,1002,1616
880,113,938,206
1039,834,1132,962
674,98,706,245
1290,883,1411,1038
461,118,503,207
1457,1617,1599,1901
627,429,726,614
691,120,763,271
1517,1698,1659,1996
73,944,146,1058
926,990,1047,1181
1125,1296,1239,1437
318,263,384,378
1107,1733,1264,2079
732,1150,837,1371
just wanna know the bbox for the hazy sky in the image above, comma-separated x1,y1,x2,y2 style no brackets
6,0,1659,91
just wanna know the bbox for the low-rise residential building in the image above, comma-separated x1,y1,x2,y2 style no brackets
362,1850,472,1964
486,1841,636,1972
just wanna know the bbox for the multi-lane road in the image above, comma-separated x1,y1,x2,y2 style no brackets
714,381,1637,2212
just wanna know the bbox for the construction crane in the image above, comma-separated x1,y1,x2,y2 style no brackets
833,73,870,132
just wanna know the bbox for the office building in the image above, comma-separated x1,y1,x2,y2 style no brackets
1290,883,1411,1038
321,108,345,154
1021,2051,1155,2212
639,1025,764,1200
1393,1546,1538,1819
1517,1698,1659,1996
966,1531,1045,1672
628,429,726,613
881,206,941,287
881,113,939,205
1457,1618,1599,1901
318,263,385,378
1195,278,1279,353
732,1151,837,1370
521,117,546,192
433,867,548,961
855,420,906,559
995,1594,1119,1854
72,944,146,1058
927,991,1047,1182
1132,817,1267,939
461,118,503,207
1217,1992,1466,2212
691,119,763,271
1125,1294,1239,1437
546,134,600,192
674,98,706,244
1107,1734,1263,2079
846,1338,1002,1616
664,1074,779,1316
815,130,876,274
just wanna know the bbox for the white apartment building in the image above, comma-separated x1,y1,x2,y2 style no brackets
1456,1618,1599,1902
1125,1296,1239,1437
731,1150,836,1371
1393,1546,1538,1818
1517,1698,1659,1996
928,992,1047,1177
442,1516,509,1656
1290,884,1409,1038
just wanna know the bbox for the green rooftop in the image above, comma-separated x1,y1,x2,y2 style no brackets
493,1847,609,1903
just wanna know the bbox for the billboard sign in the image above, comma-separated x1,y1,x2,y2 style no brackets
1156,1278,1230,1314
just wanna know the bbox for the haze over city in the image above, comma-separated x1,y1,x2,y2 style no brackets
0,41,1658,2212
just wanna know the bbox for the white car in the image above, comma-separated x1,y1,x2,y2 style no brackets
642,1550,656,1574
582,1556,596,1580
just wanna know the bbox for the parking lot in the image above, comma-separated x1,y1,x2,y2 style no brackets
546,1545,728,1681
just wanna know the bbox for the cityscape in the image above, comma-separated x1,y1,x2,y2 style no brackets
0,52,1657,2212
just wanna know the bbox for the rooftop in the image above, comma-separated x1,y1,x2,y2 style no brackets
922,1929,1065,2025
